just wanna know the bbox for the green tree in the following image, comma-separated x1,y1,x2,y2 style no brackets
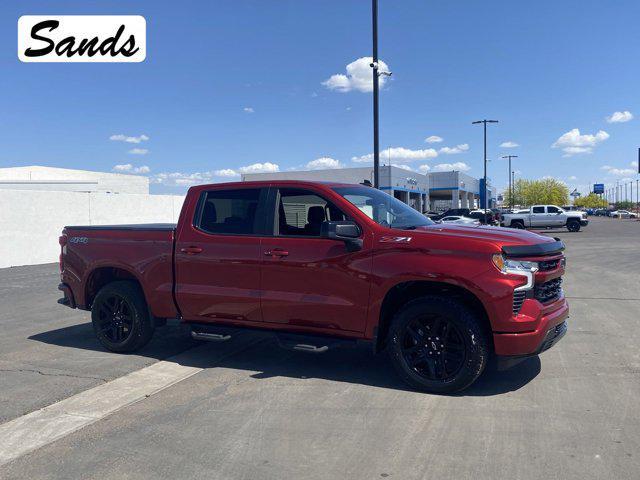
510,178,569,207
574,193,607,208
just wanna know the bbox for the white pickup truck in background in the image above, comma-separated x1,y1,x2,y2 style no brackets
500,205,589,232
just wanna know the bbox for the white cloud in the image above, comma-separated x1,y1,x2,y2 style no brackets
243,107,254,113
418,164,431,174
151,172,212,187
306,157,343,170
352,146,438,163
392,164,414,171
606,110,633,123
630,161,638,168
552,128,609,156
568,175,577,181
432,162,471,172
425,135,443,144
113,164,151,174
109,134,149,144
128,148,149,155
151,162,279,187
237,162,280,174
213,168,239,177
500,141,519,148
322,57,390,93
439,144,469,155
561,146,592,156
601,165,636,177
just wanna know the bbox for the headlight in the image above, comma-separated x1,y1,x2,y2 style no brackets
492,254,538,291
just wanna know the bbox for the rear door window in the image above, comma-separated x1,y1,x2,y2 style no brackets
196,188,264,235
532,206,545,214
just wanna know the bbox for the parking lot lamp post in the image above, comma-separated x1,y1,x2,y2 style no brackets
473,119,499,223
371,0,380,189
502,155,518,207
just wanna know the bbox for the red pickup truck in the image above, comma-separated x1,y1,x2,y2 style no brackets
58,181,568,393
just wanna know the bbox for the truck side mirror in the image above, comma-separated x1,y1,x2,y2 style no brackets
320,221,363,251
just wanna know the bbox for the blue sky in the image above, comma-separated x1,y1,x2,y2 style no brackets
1,0,639,195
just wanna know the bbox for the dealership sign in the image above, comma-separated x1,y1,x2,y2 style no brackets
18,15,146,62
593,183,604,194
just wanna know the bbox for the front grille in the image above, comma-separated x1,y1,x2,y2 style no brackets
535,277,563,303
538,259,560,271
513,290,526,315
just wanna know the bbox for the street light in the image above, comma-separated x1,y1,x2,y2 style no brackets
370,0,391,189
502,155,518,208
473,119,499,223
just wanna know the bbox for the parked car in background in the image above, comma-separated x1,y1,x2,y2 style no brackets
438,215,481,225
594,209,607,216
57,180,569,394
433,208,496,224
610,210,637,218
500,205,588,231
468,209,498,224
423,211,441,220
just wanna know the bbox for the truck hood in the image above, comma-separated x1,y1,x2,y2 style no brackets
411,223,555,248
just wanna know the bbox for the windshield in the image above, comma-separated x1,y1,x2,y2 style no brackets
332,186,433,229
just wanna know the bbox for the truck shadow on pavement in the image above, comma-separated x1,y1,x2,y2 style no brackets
30,323,541,397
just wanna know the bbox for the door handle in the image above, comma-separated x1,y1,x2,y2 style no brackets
180,246,203,255
264,248,289,257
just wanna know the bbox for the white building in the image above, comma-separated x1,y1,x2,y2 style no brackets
0,165,148,194
0,166,182,268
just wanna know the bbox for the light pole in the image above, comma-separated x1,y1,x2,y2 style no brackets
472,119,499,223
371,0,380,189
502,155,518,208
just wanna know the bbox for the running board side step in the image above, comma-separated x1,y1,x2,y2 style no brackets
188,323,359,353
190,331,231,342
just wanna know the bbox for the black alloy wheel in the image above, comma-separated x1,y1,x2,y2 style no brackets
91,281,155,352
388,296,490,394
400,314,466,381
96,294,134,344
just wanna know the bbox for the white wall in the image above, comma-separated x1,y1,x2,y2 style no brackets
0,190,185,268
0,166,149,194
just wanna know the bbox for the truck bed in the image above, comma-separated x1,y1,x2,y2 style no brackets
64,223,177,231
61,223,178,318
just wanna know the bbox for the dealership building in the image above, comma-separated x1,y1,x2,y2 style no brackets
242,165,495,213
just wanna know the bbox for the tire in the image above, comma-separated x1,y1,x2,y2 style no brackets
91,281,155,352
567,220,580,232
387,296,490,394
511,221,525,229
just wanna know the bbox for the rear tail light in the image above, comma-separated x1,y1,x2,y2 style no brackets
58,234,67,272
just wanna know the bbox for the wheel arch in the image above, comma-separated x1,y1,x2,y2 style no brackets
374,280,493,354
84,266,143,309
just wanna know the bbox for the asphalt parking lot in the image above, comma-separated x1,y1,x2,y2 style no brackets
0,216,638,479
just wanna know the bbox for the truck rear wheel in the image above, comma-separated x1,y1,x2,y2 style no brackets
387,296,490,394
91,281,155,353
567,220,580,232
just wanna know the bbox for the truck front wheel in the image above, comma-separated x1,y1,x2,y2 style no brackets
510,221,525,229
567,220,581,232
91,281,155,353
387,296,490,394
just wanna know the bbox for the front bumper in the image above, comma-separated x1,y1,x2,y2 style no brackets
580,219,589,226
493,297,569,356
